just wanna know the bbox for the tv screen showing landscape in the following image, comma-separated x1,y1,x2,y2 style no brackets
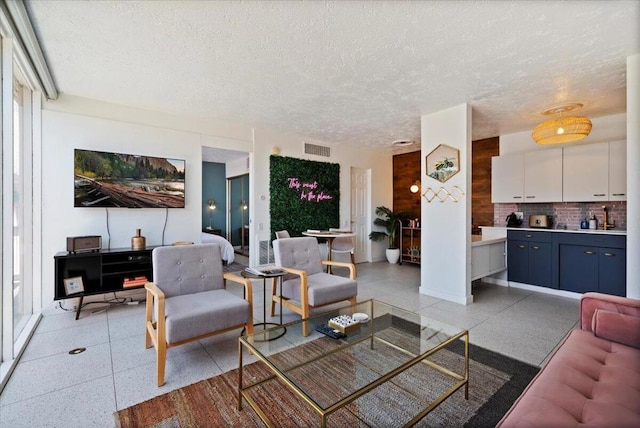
74,149,185,208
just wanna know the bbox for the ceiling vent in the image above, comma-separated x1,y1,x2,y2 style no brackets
304,142,331,157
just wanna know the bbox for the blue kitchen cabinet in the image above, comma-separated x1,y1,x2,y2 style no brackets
559,245,599,293
556,233,626,297
599,247,626,297
507,231,553,288
528,242,553,287
507,240,529,284
507,230,625,296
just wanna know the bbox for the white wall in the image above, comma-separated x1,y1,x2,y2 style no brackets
627,54,640,299
40,95,391,304
420,104,473,304
226,156,250,178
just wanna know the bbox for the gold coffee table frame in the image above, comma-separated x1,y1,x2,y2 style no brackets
238,299,469,427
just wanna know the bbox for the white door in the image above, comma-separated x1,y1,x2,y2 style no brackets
351,167,369,263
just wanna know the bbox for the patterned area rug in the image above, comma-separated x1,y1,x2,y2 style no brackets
114,334,538,427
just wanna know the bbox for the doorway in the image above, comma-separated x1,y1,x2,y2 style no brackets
201,147,250,257
351,167,370,263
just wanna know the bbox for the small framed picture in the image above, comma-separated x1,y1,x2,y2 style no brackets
64,276,84,295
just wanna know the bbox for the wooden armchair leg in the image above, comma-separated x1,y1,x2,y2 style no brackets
301,305,310,336
350,253,356,276
145,324,152,349
156,340,167,387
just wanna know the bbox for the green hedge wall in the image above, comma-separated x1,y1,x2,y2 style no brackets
269,155,340,238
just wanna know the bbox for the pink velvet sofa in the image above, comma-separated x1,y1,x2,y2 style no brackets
497,292,640,427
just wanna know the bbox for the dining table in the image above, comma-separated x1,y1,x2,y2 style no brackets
301,229,355,273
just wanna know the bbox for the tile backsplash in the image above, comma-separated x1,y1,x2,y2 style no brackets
494,201,626,230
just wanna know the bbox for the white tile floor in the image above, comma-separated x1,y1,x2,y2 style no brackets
0,258,580,427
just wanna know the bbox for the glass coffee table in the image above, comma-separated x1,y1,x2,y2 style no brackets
238,299,469,427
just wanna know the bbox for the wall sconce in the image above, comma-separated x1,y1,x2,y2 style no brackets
410,180,421,193
207,199,216,229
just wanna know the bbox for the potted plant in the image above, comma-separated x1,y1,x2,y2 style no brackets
368,206,409,263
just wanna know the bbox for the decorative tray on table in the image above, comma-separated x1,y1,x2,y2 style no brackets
328,315,361,334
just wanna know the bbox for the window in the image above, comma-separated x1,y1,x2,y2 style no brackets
1,39,40,391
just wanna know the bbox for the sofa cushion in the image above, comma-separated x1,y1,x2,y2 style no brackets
497,329,640,427
592,309,640,349
281,273,357,306
164,289,250,344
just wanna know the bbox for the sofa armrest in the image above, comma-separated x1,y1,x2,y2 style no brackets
580,292,640,332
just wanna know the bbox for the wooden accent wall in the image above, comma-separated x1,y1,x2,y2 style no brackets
393,151,421,219
393,138,498,234
472,137,499,234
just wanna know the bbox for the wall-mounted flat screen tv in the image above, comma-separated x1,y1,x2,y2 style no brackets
74,149,185,208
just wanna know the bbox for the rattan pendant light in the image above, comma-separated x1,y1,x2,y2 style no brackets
532,103,592,145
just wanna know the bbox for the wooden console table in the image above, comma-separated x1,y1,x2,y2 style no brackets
54,247,155,319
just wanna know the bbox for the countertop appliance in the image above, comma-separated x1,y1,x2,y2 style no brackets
506,212,523,227
529,215,552,228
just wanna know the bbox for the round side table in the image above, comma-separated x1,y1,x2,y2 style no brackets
241,270,287,341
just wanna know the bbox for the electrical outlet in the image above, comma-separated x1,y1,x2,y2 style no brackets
515,212,524,220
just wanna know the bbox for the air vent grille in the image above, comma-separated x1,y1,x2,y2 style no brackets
259,240,274,265
304,142,331,157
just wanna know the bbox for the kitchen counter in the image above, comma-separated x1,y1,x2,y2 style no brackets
471,235,507,281
480,226,626,236
471,234,506,246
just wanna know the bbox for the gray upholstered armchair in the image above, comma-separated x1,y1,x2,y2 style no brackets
271,237,357,336
145,243,253,386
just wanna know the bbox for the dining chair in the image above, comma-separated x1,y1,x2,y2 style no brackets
271,236,357,336
145,243,253,386
328,228,356,275
275,230,290,239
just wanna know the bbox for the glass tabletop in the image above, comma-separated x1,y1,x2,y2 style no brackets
239,299,467,412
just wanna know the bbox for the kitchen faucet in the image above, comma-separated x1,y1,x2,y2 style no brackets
602,205,615,230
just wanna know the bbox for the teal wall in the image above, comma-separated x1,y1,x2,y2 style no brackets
202,162,226,234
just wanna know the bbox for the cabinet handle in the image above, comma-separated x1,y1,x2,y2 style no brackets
525,196,535,199
531,246,540,250
513,196,522,199
584,251,595,255
603,252,615,257
593,193,606,197
517,245,525,249
612,193,625,196
524,234,532,238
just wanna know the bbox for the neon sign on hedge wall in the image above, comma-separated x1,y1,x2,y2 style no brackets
270,155,339,237
287,177,334,202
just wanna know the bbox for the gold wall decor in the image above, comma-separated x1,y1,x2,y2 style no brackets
426,144,460,183
421,186,465,203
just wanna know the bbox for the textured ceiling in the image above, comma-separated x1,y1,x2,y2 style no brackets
24,0,640,149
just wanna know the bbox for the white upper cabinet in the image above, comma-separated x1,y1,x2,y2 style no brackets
491,153,524,203
609,140,626,201
563,142,609,202
563,140,627,202
523,148,563,202
493,141,627,204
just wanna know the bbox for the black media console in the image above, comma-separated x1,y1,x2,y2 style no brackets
54,246,155,319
